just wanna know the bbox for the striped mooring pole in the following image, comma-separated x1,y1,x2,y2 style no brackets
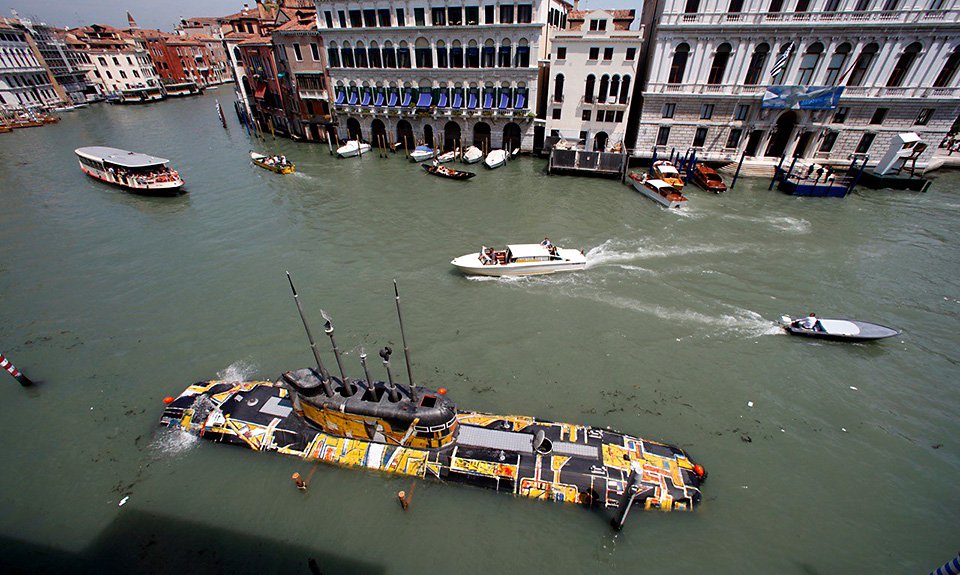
0,353,33,386
930,552,960,575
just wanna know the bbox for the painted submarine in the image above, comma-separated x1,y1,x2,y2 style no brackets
160,274,706,528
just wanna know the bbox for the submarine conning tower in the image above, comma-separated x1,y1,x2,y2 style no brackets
280,368,459,450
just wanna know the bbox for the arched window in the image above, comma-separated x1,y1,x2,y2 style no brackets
482,39,496,68
499,39,512,67
341,41,354,67
609,75,620,103
708,42,732,85
934,45,960,88
515,38,530,67
451,40,464,68
744,43,769,85
796,42,824,84
369,41,382,68
436,40,448,68
397,41,412,68
414,37,432,68
887,42,922,87
382,41,397,68
823,43,851,85
553,73,564,102
327,42,340,67
668,43,690,84
584,74,595,103
847,43,879,86
619,75,631,103
598,74,610,102
771,42,794,85
467,40,479,68
355,41,368,68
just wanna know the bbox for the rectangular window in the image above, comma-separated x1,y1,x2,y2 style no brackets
119,70,127,79
701,104,714,119
324,11,333,28
500,5,514,24
819,130,838,153
311,43,320,61
589,47,599,60
615,110,624,122
855,132,876,154
662,103,676,118
833,107,849,124
556,47,566,59
292,44,302,61
518,5,533,23
869,108,888,124
448,7,462,25
363,9,376,26
589,19,607,31
726,128,743,149
395,9,405,25
580,130,588,143
485,5,495,23
338,11,347,27
693,127,708,147
432,7,445,25
349,10,362,27
657,126,671,146
552,108,561,120
415,8,425,26
603,47,614,61
113,56,119,65
915,108,934,125
626,47,636,60
466,6,479,24
378,9,390,26
734,104,749,121
582,109,591,121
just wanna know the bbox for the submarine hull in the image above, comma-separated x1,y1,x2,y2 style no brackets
160,380,704,514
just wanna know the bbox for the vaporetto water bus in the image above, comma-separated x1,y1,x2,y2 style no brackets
75,146,184,195
159,276,706,528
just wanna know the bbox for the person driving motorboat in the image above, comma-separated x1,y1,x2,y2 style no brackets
797,313,821,331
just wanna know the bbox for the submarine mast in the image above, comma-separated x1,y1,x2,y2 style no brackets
393,280,417,400
285,272,334,397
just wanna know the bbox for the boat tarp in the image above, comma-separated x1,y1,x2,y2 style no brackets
498,93,509,109
437,92,448,107
452,92,463,109
514,93,526,109
416,92,432,108
388,92,398,106
414,145,433,153
401,92,412,107
507,244,553,259
75,146,169,168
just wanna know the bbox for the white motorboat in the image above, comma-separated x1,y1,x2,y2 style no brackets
484,149,508,169
461,146,483,164
336,140,371,158
628,173,688,209
436,151,456,163
451,243,587,277
75,146,184,195
779,315,901,342
410,145,435,162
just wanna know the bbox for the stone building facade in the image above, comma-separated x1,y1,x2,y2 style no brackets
636,0,960,166
316,0,571,152
272,8,335,141
67,24,162,101
0,18,61,111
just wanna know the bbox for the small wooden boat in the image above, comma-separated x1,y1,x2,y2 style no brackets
75,146,184,195
461,146,483,164
691,164,727,193
410,145,435,162
652,160,685,190
436,151,456,163
628,173,688,209
0,125,12,133
423,163,476,180
452,243,587,276
484,149,508,169
336,140,371,158
779,315,901,342
250,152,295,174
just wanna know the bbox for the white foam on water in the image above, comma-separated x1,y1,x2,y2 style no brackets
585,238,745,268
152,428,200,455
216,360,257,383
723,214,811,234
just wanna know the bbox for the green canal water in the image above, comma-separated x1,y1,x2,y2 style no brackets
0,87,957,574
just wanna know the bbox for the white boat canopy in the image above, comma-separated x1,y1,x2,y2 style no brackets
656,163,680,176
507,244,553,258
645,179,677,192
75,146,170,168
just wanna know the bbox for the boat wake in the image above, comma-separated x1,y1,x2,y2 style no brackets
585,238,745,268
217,360,258,383
722,214,811,233
152,427,199,455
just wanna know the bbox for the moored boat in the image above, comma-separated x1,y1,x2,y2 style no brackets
451,243,587,276
409,145,435,162
779,315,901,341
628,173,688,209
461,146,483,164
484,149,508,169
435,150,456,163
251,151,295,174
75,146,184,195
422,163,476,180
159,277,705,528
652,160,685,190
336,140,371,158
691,164,727,193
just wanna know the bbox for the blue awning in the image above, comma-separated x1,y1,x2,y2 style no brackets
452,92,462,109
388,92,398,106
401,92,412,106
498,93,509,109
467,93,477,109
416,92,432,108
334,90,345,105
347,92,358,105
514,93,526,109
361,92,371,106
437,92,448,107
374,92,384,106
483,92,493,109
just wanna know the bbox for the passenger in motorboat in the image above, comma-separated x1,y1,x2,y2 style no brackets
796,313,822,331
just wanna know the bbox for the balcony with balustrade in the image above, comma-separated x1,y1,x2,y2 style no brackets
660,8,960,28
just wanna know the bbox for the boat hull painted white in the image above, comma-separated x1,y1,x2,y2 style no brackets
451,248,586,277
336,142,371,158
630,179,685,209
410,151,434,162
462,147,483,164
484,150,508,169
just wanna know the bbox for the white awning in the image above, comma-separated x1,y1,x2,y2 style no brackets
507,244,552,258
